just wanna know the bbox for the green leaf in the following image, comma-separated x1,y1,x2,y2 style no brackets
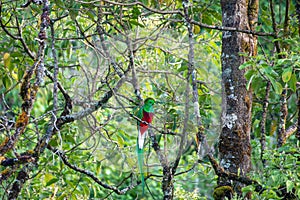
3,53,11,69
86,10,95,21
55,0,65,9
239,62,252,70
242,185,254,193
246,74,255,90
288,74,297,92
274,82,283,94
129,20,145,28
65,134,76,144
131,6,141,19
80,183,90,197
177,63,188,72
69,8,78,20
245,69,256,80
18,67,25,80
267,76,282,94
263,66,278,77
115,134,124,147
3,74,12,89
282,67,292,82
57,193,67,200
277,58,287,65
44,173,58,186
46,178,59,187
251,76,263,94
286,180,294,193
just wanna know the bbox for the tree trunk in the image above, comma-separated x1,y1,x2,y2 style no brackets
218,0,258,196
162,166,174,200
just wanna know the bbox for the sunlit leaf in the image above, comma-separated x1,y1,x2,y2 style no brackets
286,180,294,193
282,67,292,82
44,173,57,186
193,25,201,34
3,53,11,69
115,134,124,147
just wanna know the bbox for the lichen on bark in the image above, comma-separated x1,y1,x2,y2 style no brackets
218,0,258,196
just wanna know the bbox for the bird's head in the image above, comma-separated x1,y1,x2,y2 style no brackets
143,98,155,112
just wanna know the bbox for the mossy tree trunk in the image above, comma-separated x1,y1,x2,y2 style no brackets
218,0,259,197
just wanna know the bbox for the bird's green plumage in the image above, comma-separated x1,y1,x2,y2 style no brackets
136,106,143,125
143,98,155,112
136,142,145,195
136,97,155,196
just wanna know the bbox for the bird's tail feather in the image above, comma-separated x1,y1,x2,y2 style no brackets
137,144,145,195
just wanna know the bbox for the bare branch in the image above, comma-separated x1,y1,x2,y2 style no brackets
45,69,73,117
269,0,282,54
191,20,274,36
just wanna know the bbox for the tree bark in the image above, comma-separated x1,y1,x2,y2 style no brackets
218,0,258,196
162,166,174,200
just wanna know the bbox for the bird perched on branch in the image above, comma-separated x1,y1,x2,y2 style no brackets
136,97,155,195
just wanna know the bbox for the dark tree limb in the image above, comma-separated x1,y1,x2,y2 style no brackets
269,0,282,55
4,1,50,198
8,167,29,199
1,154,35,167
207,154,259,186
190,20,273,36
45,70,72,117
0,0,50,156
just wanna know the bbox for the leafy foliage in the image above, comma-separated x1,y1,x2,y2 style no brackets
0,0,299,199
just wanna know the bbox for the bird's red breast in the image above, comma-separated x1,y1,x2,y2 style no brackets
139,111,154,135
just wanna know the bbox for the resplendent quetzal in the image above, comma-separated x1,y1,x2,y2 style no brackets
136,97,155,195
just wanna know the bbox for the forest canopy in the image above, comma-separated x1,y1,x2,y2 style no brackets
0,0,299,199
